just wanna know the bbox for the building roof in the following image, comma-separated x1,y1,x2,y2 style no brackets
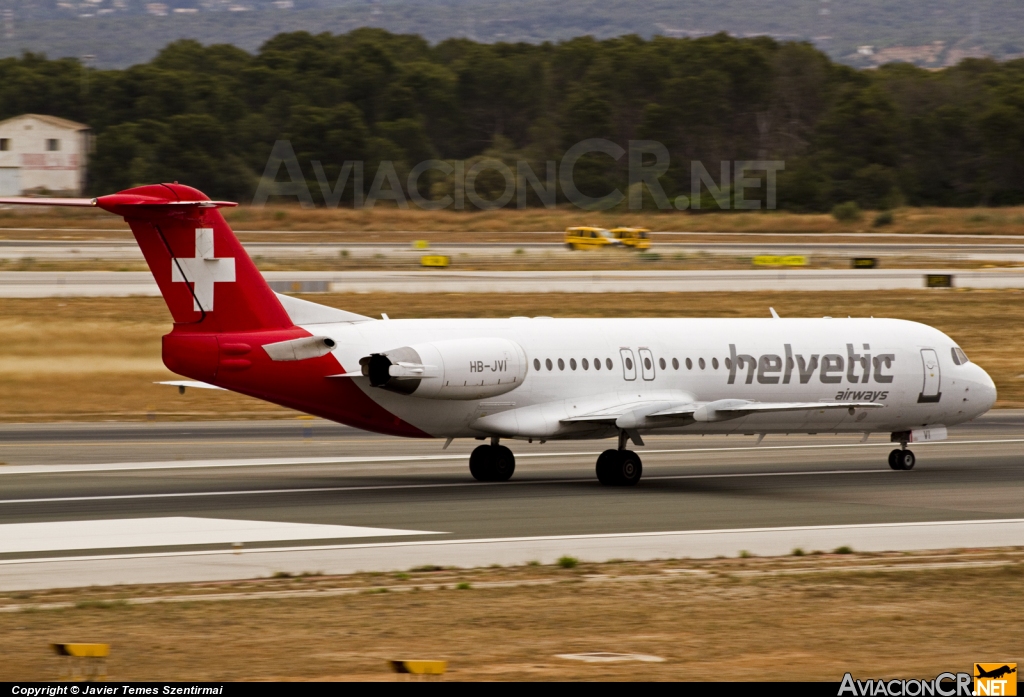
0,114,90,132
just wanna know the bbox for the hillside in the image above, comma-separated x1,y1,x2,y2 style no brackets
0,0,1022,69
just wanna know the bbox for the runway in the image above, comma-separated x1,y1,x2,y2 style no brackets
4,238,1024,264
4,267,1024,297
1,412,1022,590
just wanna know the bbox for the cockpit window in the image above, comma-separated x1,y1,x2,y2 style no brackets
951,347,969,365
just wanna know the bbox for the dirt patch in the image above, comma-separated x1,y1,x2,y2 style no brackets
1,550,1021,681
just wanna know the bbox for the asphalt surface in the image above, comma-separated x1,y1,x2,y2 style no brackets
4,268,1024,296
4,238,1024,262
2,412,1023,560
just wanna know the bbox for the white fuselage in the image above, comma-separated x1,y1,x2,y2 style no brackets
312,316,996,440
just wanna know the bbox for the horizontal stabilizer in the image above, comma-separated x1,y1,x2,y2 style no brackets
274,292,373,325
0,197,97,207
156,380,225,390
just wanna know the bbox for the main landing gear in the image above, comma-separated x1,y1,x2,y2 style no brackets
596,430,643,486
888,447,916,471
469,438,516,482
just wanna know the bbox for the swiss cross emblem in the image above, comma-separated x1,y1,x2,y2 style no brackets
170,228,236,311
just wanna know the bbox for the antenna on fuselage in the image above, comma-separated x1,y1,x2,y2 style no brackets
769,307,780,319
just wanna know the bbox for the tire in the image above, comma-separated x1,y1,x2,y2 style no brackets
888,449,903,470
492,445,516,482
596,449,643,486
469,444,516,482
469,445,494,481
595,449,620,485
618,450,643,486
899,450,916,471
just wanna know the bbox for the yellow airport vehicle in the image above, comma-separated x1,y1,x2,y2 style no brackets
610,227,651,250
565,226,622,250
753,255,808,267
421,254,450,268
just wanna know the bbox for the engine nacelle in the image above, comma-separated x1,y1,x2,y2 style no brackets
360,338,528,400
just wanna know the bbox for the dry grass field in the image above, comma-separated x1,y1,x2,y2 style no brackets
1,550,1021,681
0,289,1022,421
3,204,1024,238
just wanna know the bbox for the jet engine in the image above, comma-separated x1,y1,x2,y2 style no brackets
359,337,528,400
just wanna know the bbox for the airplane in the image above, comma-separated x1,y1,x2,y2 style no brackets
0,183,997,485
976,666,1016,680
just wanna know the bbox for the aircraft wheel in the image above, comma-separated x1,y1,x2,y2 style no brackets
898,449,916,471
492,444,516,481
596,449,642,486
888,449,902,470
469,444,516,482
596,449,620,485
618,450,643,486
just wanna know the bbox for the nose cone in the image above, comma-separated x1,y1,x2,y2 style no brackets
971,364,997,415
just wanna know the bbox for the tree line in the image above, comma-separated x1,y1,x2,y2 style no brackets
1,28,1023,210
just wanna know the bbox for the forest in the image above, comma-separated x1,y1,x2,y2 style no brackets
1,29,1023,210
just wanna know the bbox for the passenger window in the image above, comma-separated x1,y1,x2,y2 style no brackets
570,358,577,370
659,358,666,370
533,358,540,370
686,358,692,370
672,358,679,370
545,358,552,371
582,358,589,370
557,358,565,370
699,358,706,370
643,357,651,370
712,358,719,370
594,358,601,371
605,358,613,370
725,357,732,370
625,357,633,370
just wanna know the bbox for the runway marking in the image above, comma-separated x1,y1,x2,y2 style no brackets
0,468,896,505
2,518,1022,567
0,516,441,554
0,437,1020,476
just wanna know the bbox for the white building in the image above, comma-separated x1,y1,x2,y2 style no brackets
0,114,92,196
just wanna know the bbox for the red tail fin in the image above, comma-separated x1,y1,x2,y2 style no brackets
97,184,292,333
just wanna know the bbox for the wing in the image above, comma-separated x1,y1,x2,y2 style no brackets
563,398,884,427
698,400,885,414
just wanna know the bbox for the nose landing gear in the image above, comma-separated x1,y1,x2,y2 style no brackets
888,447,916,471
469,438,516,482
